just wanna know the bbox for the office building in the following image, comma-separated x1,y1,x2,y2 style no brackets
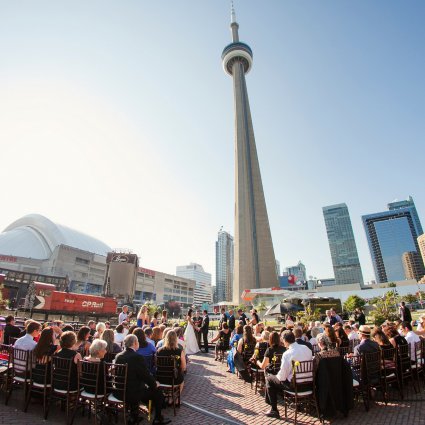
222,5,278,303
402,251,425,281
176,263,212,307
285,261,307,283
418,234,425,265
215,230,234,303
323,203,364,286
363,201,424,283
388,196,423,235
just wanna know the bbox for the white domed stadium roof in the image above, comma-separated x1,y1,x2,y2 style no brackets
0,214,111,259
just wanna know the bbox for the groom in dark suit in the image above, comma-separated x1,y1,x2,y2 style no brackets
201,309,210,353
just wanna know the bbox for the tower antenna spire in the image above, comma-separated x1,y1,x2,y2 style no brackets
231,0,237,24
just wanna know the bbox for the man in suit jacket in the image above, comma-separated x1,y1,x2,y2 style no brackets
115,335,171,425
201,310,210,353
353,325,379,356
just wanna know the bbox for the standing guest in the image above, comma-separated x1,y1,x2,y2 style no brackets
330,309,343,324
137,305,150,328
87,320,96,340
237,309,248,325
353,326,380,356
228,310,236,334
53,331,82,391
75,326,91,355
115,334,171,425
264,330,313,419
157,330,186,390
15,321,41,351
94,322,106,339
250,309,260,326
151,311,160,328
354,308,366,326
294,328,313,353
400,321,420,360
3,315,21,345
151,327,162,346
83,339,107,394
160,310,168,325
399,302,412,323
211,323,231,360
218,308,227,330
102,329,122,354
114,324,126,346
118,305,130,324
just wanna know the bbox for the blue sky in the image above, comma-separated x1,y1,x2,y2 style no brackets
0,1,424,284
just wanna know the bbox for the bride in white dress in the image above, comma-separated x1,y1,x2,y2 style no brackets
184,309,200,355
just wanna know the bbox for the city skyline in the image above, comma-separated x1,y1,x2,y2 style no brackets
0,2,424,287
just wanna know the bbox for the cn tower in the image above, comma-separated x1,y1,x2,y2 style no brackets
222,4,278,303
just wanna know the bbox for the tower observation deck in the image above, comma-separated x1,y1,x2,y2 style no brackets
222,4,278,303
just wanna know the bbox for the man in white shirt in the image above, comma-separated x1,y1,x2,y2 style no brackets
344,324,359,341
264,330,313,419
14,321,41,351
118,305,129,324
401,321,420,360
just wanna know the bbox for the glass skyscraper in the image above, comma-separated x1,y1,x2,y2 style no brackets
323,203,364,286
362,202,424,283
215,230,234,303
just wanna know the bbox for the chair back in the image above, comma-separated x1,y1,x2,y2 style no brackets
141,354,156,374
103,352,117,363
80,360,102,396
51,356,79,393
242,342,256,363
255,343,269,361
105,362,127,402
363,350,383,385
156,355,177,385
12,347,31,379
413,341,423,366
338,346,350,357
397,343,411,371
349,339,360,351
291,359,314,389
349,354,363,383
30,355,52,386
311,344,320,355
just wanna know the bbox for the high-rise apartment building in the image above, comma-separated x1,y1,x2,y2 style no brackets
323,204,364,286
402,251,425,281
176,263,212,307
215,230,234,303
418,234,425,266
363,199,424,283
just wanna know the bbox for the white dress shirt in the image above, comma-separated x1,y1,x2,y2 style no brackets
276,342,313,383
348,331,359,341
118,311,128,324
405,331,420,360
14,333,37,351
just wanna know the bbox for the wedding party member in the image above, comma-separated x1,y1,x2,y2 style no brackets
228,310,236,333
115,335,171,425
200,310,210,353
249,309,260,326
3,315,20,345
157,330,186,390
218,308,228,330
151,311,160,328
160,310,168,325
211,323,231,360
183,309,200,355
137,305,150,328
118,305,130,324
264,331,312,419
237,309,248,325
193,310,203,347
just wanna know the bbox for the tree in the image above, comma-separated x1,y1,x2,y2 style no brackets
255,301,267,316
165,301,181,318
296,305,321,323
401,293,417,304
343,295,366,313
144,301,160,316
369,290,400,325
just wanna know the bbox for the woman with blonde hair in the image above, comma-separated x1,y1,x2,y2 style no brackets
157,330,186,390
137,305,150,328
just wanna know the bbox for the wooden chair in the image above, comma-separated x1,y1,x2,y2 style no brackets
363,351,386,406
48,356,80,425
156,355,181,416
24,355,52,418
7,347,32,407
397,343,418,397
103,352,117,364
282,360,319,425
349,339,360,352
250,344,269,393
104,362,128,425
141,354,156,375
411,341,424,389
350,355,368,411
79,360,105,425
338,346,350,358
380,346,402,401
0,344,12,403
241,342,256,378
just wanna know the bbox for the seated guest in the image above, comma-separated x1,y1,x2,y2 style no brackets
61,325,74,332
19,319,35,338
102,329,122,354
115,334,171,425
344,324,357,341
315,333,340,358
156,328,172,349
114,324,125,346
337,327,350,348
87,320,96,340
264,330,313,419
400,321,420,360
4,315,21,345
371,328,392,350
174,327,185,350
105,321,111,330
83,339,107,394
324,324,339,348
157,330,186,389
94,322,106,339
227,324,244,373
15,321,42,351
133,328,156,357
237,325,257,354
353,325,380,356
309,327,321,347
294,328,313,353
254,323,265,341
75,326,91,356
386,325,408,349
33,327,58,384
254,330,270,361
144,327,155,346
257,331,285,373
211,323,231,360
53,331,82,391
151,326,162,346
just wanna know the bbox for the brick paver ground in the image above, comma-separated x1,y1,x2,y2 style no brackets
1,351,425,424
